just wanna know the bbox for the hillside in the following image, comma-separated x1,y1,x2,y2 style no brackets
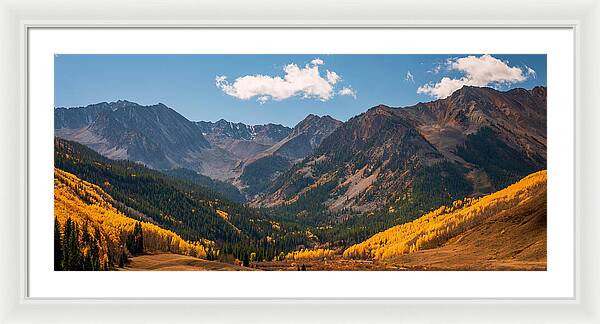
54,168,207,270
54,137,316,264
237,114,342,196
343,170,546,270
162,168,244,203
256,114,343,162
55,100,239,180
54,137,250,242
257,86,546,222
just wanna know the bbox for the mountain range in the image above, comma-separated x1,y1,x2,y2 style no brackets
55,86,546,221
55,101,343,198
258,86,546,220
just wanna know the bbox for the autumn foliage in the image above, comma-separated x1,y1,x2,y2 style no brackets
343,170,547,260
54,168,207,269
285,248,336,260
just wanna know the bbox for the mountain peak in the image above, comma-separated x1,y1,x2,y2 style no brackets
293,113,342,133
55,100,211,170
531,86,547,97
296,114,322,126
364,104,394,118
115,99,135,104
450,85,490,98
108,100,141,109
196,119,292,145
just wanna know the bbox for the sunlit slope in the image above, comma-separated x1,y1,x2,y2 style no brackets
343,170,546,264
54,168,207,264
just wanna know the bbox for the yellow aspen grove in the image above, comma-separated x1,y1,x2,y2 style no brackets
343,170,547,260
285,248,336,260
54,168,207,265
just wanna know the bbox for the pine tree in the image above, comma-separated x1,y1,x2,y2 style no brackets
54,217,63,271
61,218,72,270
135,222,144,254
126,222,145,255
72,222,82,270
106,245,113,270
242,253,249,267
119,248,127,268
92,227,101,270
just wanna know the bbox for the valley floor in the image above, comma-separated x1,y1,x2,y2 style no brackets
253,254,544,271
122,253,253,271
253,257,406,271
122,250,545,271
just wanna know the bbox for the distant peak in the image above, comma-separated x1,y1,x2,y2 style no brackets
296,114,320,125
447,85,494,101
454,85,485,94
300,114,340,123
452,85,547,99
375,104,391,109
99,100,143,111
531,86,547,96
299,113,338,124
291,113,342,133
301,114,321,122
367,104,392,114
112,99,140,106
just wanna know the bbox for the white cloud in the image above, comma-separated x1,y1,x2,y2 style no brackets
405,70,414,83
417,54,530,99
215,58,347,103
257,96,270,104
428,64,442,74
338,87,357,99
525,65,537,78
326,70,341,84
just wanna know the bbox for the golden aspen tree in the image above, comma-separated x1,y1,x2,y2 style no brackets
343,170,547,260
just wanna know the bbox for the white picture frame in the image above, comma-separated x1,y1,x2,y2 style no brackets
1,0,599,322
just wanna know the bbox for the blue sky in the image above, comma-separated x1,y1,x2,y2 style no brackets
55,54,546,127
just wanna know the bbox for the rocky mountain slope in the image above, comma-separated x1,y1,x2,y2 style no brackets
55,100,240,180
257,86,547,219
55,101,342,196
238,114,342,196
196,119,291,160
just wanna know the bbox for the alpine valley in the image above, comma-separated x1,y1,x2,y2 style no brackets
54,85,547,271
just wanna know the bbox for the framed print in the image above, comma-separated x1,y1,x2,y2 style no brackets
26,28,575,300
1,0,599,322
